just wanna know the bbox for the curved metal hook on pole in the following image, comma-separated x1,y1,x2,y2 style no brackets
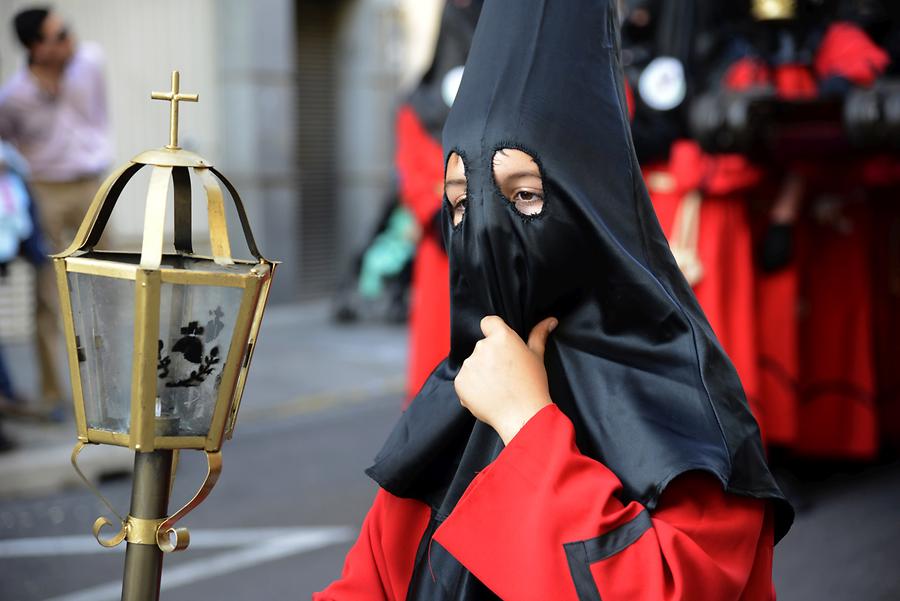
155,450,222,552
72,442,222,553
71,442,128,547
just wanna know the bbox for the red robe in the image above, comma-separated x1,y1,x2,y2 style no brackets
723,57,817,448
395,105,451,403
863,158,900,450
314,405,776,600
754,260,801,447
786,22,888,459
752,24,887,457
733,53,877,456
793,191,877,459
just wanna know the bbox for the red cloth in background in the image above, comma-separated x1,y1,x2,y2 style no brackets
313,405,776,600
712,55,879,457
836,21,896,449
723,57,771,90
624,78,635,120
395,105,451,404
720,58,877,454
763,38,884,457
743,64,815,449
794,196,878,459
723,56,818,101
773,64,817,100
815,22,890,86
755,263,801,447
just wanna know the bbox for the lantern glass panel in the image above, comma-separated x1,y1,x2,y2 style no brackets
155,282,243,437
68,273,135,434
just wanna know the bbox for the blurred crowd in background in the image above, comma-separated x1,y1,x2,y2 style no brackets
617,0,900,469
0,0,898,490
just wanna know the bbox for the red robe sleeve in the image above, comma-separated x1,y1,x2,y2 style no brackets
313,489,432,601
433,405,775,601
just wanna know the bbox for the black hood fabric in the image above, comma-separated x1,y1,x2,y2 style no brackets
368,0,793,548
408,0,483,140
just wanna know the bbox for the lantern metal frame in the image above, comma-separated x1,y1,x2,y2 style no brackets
54,73,281,601
53,149,276,454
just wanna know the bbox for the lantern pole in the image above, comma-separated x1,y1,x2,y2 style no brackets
121,450,175,601
116,71,197,600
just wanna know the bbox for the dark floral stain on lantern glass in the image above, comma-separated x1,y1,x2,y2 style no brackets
157,307,225,389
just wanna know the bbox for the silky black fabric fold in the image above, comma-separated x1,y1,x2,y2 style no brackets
367,0,793,565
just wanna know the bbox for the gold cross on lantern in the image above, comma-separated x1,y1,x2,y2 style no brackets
151,71,199,149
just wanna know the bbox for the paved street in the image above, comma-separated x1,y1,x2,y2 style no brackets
0,302,898,600
0,393,400,601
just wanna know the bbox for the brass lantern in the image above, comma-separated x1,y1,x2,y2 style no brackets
55,72,277,557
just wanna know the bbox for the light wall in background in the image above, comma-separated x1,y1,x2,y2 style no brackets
0,0,445,300
0,0,220,245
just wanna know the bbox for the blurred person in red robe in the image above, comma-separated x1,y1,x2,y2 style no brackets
395,0,482,404
629,0,895,459
749,1,890,459
843,0,900,453
719,3,820,448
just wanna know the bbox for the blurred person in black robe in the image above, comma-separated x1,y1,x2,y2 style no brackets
396,0,483,403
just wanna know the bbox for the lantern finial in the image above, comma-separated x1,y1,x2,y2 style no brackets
151,71,199,150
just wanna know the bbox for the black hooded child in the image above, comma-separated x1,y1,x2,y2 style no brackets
317,1,792,599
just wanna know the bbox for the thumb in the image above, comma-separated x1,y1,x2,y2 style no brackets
480,315,508,338
527,317,558,358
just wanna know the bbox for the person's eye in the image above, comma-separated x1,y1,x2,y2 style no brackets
452,196,468,226
512,190,544,215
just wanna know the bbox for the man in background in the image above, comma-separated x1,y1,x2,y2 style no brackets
0,7,111,418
